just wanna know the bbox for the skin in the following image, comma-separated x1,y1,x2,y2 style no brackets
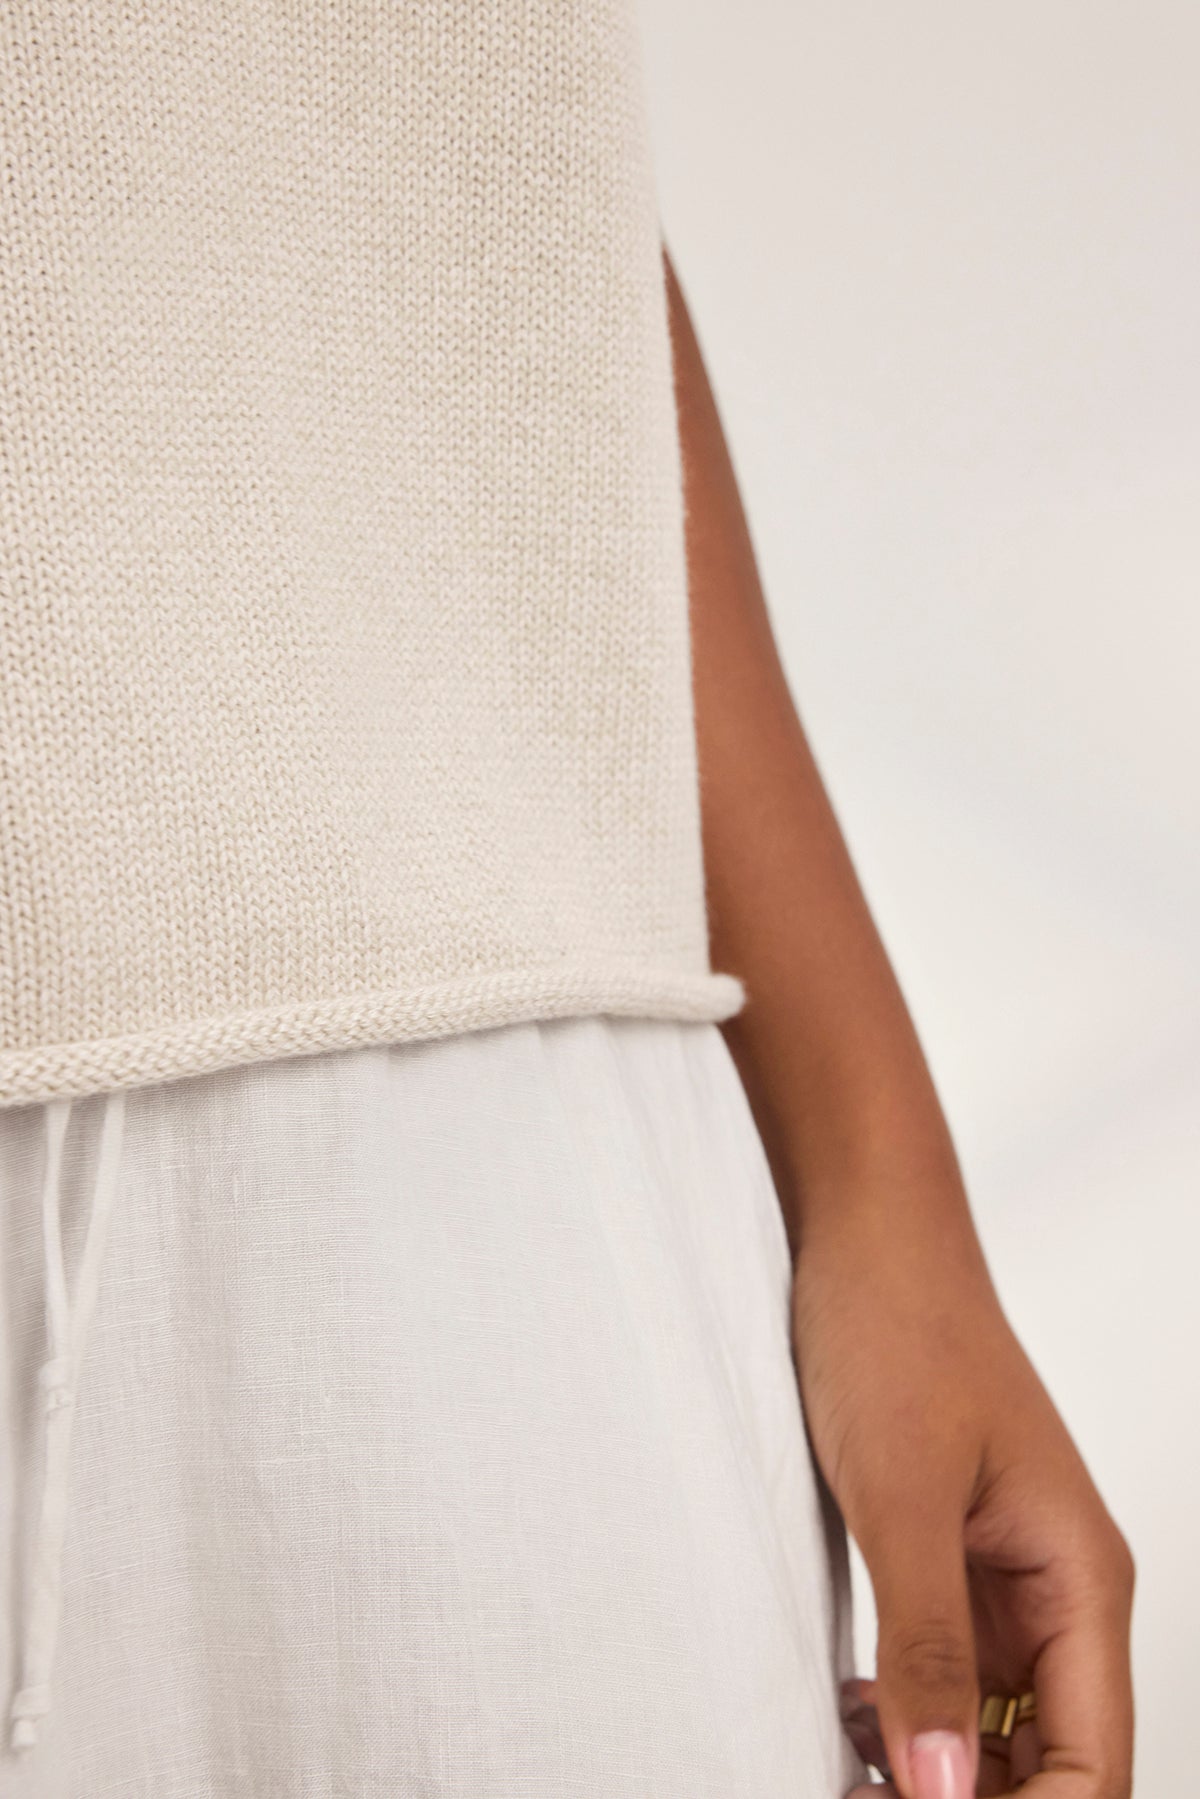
664,243,1136,1799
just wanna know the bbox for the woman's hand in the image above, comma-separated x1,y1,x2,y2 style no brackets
791,1189,1135,1799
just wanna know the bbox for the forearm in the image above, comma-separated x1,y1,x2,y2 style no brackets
663,250,1134,1799
665,244,988,1274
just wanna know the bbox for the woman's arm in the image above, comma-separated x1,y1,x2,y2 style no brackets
664,243,1135,1799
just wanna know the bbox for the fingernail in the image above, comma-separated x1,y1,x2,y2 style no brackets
909,1729,973,1799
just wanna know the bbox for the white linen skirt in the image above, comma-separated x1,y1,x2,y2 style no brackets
0,1014,859,1798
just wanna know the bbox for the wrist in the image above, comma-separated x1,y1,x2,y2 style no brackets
786,1150,1000,1315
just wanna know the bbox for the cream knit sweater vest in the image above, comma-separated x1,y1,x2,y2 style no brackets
0,2,744,1106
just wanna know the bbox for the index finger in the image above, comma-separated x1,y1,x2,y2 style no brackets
1007,1569,1134,1799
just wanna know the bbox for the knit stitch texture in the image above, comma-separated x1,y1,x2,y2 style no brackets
0,2,744,1106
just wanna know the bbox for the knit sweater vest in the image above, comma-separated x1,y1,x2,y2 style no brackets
0,2,745,1107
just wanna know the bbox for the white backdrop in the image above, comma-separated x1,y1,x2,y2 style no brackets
639,4,1200,1791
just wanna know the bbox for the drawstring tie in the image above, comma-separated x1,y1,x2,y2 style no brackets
9,1090,126,1753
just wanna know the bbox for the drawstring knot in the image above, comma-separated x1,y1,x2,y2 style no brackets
8,1685,49,1753
38,1359,75,1411
7,1091,125,1755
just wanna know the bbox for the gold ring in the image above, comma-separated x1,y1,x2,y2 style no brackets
979,1691,1037,1740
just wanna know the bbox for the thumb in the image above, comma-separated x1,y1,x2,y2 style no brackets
859,1493,980,1799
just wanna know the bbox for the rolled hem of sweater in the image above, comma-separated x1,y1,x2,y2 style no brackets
0,964,747,1107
